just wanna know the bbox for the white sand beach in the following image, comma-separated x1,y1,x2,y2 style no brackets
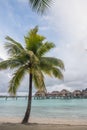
0,118,87,130
0,117,87,125
1,124,87,130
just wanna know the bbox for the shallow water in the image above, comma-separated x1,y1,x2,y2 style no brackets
0,98,87,119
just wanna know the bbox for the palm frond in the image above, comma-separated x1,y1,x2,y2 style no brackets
39,60,53,76
29,0,52,14
26,50,39,66
52,67,64,80
0,59,22,70
0,52,30,70
41,57,65,70
33,67,46,90
5,36,24,56
29,26,38,35
8,66,26,95
37,42,55,56
0,60,9,70
25,26,45,53
39,57,64,78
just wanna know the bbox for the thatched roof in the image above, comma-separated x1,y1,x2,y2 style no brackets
82,90,87,97
59,89,71,96
51,91,59,95
35,90,46,96
60,89,70,94
72,90,82,97
73,90,82,94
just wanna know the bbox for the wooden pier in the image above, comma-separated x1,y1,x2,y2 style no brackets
0,96,28,100
0,88,87,100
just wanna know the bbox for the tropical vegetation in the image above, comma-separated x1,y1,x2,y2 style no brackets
0,26,64,124
29,0,52,14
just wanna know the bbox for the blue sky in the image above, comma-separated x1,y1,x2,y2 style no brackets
0,0,62,59
0,0,47,44
0,0,87,94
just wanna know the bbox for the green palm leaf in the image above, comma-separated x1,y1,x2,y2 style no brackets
8,66,27,95
25,26,45,53
41,57,65,69
40,58,64,79
5,36,24,56
29,0,52,14
0,53,29,70
52,67,64,79
37,42,55,56
33,67,46,90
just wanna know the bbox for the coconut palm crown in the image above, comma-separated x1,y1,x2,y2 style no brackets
29,0,52,14
0,26,64,123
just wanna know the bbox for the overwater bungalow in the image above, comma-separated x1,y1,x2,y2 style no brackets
34,90,46,99
50,91,60,99
45,92,52,99
72,90,82,98
59,89,71,98
82,89,87,98
33,88,87,100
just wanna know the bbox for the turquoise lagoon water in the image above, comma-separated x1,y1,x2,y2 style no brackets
0,98,87,119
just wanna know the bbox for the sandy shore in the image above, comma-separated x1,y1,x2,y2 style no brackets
0,117,87,130
0,117,87,125
0,123,87,130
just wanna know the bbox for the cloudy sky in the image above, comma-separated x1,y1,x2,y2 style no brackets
0,0,87,94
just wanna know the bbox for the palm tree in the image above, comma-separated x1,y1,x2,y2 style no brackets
0,26,64,124
29,0,52,14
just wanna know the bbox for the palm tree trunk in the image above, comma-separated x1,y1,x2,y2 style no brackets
22,73,32,124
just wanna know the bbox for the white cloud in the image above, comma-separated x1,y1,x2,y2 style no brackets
49,0,87,41
0,70,10,92
42,0,87,91
0,41,8,59
47,84,72,92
